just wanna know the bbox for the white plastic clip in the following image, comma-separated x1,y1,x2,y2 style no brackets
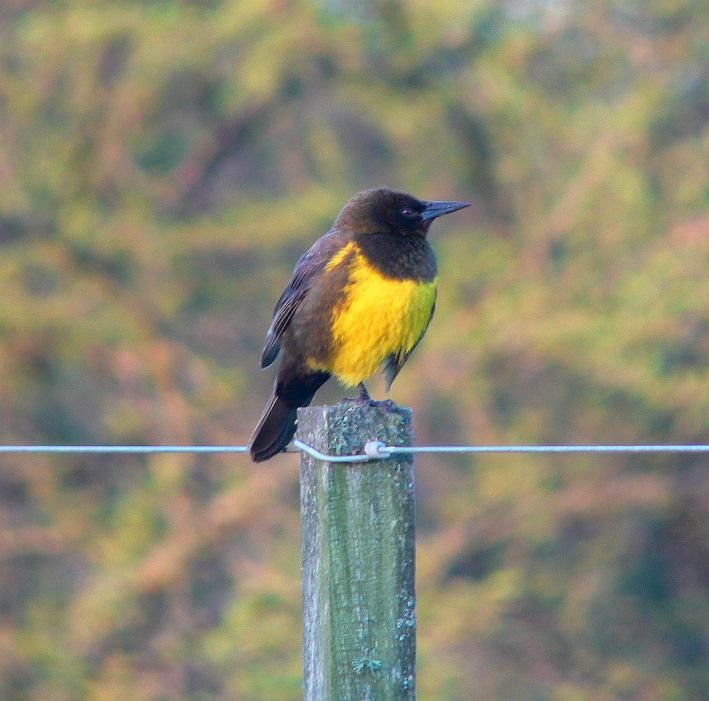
364,441,391,459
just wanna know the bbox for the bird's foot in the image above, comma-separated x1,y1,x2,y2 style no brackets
342,382,375,405
341,383,397,409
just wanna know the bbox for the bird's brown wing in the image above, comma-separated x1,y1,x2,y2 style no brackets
383,293,437,390
260,231,343,368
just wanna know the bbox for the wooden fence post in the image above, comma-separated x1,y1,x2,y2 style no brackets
298,401,416,701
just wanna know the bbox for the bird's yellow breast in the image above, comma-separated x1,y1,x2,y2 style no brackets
311,242,437,386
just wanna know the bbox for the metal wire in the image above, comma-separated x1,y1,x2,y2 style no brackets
0,442,707,462
0,445,249,454
371,443,709,456
291,439,372,463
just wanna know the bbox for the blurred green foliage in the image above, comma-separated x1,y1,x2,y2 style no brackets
0,0,707,699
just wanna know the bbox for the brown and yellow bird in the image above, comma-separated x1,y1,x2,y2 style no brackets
249,188,469,461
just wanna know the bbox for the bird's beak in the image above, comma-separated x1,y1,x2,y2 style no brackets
421,199,471,222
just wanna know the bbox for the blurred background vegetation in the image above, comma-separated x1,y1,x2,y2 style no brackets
0,0,707,699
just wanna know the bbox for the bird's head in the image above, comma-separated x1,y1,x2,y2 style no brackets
334,188,470,237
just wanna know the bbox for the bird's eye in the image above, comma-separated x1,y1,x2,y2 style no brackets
401,208,416,218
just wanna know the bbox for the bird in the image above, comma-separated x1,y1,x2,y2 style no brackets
249,187,469,462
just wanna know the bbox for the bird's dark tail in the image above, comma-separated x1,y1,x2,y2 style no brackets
249,369,330,462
